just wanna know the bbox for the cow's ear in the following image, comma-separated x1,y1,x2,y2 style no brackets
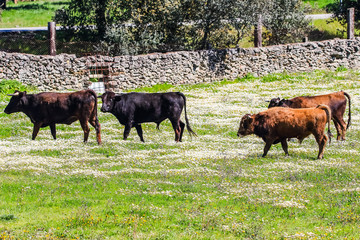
245,114,252,121
280,99,288,104
17,91,27,98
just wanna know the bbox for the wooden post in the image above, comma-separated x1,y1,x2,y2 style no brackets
14,0,18,4
347,8,355,39
303,37,308,42
48,22,56,56
254,14,262,48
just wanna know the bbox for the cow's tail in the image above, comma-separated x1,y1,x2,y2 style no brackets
88,89,99,120
88,89,101,144
178,92,197,137
343,91,351,130
317,104,333,143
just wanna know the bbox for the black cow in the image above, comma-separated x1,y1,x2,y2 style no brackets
99,91,196,142
4,90,101,144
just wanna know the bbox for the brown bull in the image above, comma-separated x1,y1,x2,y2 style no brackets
267,91,351,141
4,90,101,144
237,105,332,159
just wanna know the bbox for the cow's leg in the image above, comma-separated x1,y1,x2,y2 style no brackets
79,119,90,143
334,115,347,141
315,133,328,159
179,120,185,142
281,139,289,156
262,140,274,157
123,124,131,140
135,124,144,142
89,118,101,145
32,122,42,140
50,124,56,140
170,119,181,142
332,117,342,141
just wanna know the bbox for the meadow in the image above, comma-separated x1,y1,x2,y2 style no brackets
0,0,68,28
0,69,359,239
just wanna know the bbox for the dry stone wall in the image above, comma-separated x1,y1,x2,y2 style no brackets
1,38,360,92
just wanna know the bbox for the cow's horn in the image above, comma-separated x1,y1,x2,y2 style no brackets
265,100,270,102
7,91,20,96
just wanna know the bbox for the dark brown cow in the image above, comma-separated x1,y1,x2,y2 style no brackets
237,105,332,159
267,91,351,141
4,90,101,144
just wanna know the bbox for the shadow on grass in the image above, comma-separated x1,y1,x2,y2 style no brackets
308,28,345,41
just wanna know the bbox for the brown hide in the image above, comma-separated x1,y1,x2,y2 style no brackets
268,91,351,140
238,105,332,159
4,90,101,144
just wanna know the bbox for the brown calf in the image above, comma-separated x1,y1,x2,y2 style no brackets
237,105,332,159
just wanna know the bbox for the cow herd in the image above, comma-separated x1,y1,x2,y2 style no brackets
4,89,351,159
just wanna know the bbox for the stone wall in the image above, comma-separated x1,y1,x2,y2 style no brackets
1,38,360,92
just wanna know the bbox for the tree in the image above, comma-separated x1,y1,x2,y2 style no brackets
229,0,272,46
181,0,237,49
55,0,311,55
262,0,311,45
328,0,360,30
54,0,131,41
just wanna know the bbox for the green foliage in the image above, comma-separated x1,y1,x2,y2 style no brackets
0,79,36,98
54,0,130,41
0,214,16,221
336,65,348,72
328,0,360,31
263,0,312,45
54,0,312,55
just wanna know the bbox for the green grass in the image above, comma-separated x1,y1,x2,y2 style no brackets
309,18,349,40
303,0,336,9
1,69,360,238
0,0,68,28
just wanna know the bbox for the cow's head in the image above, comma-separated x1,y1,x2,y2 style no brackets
237,114,255,137
267,97,281,108
267,97,292,108
4,90,28,114
99,91,122,113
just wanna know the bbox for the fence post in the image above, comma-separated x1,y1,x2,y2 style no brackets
48,22,57,56
347,8,355,39
254,14,262,47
